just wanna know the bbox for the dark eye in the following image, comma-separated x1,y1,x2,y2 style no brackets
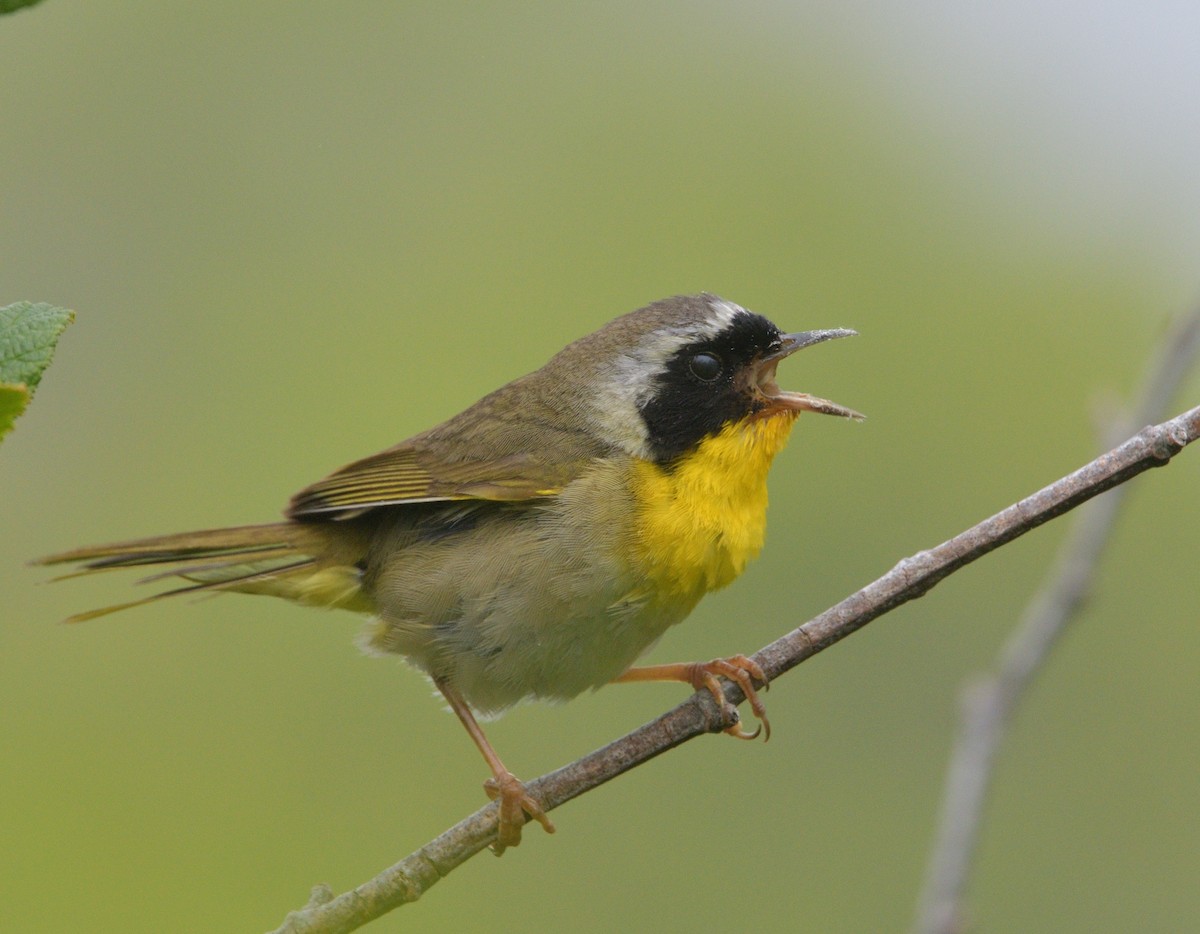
688,352,722,381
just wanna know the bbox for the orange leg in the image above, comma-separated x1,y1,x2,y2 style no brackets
436,678,556,855
613,654,771,741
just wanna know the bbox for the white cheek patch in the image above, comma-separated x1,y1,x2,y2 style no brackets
588,339,674,460
586,298,750,459
578,295,748,458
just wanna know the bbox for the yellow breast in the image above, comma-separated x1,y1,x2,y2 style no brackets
628,412,799,604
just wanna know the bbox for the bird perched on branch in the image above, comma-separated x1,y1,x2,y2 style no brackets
39,293,861,853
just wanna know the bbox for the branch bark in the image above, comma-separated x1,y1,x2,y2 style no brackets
271,403,1200,934
912,309,1200,934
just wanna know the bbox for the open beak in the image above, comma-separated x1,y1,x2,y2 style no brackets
755,328,864,420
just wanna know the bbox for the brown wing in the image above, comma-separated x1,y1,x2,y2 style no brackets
286,376,610,520
286,443,571,518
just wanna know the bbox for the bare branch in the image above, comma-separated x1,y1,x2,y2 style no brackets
913,309,1200,934
272,403,1200,934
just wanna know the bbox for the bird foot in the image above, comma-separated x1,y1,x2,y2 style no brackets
684,655,771,741
483,770,556,855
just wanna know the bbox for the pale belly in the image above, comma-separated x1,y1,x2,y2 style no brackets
361,460,679,713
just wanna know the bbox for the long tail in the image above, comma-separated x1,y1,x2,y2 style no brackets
35,522,369,622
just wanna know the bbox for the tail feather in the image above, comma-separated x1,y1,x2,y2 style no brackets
136,550,306,584
36,522,370,621
36,523,309,569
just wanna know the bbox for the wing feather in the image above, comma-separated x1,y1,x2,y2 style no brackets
287,375,613,520
287,444,574,518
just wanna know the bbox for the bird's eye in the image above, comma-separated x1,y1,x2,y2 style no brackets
688,352,722,381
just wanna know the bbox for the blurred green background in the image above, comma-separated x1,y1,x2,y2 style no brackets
3,3,1198,932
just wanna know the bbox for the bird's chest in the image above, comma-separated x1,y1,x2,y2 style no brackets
627,414,796,602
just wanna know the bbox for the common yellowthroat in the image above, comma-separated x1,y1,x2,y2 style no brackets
39,293,861,853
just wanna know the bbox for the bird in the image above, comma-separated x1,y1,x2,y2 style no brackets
37,293,862,853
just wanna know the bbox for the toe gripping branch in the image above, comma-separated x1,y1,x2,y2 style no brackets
614,654,771,740
683,655,771,741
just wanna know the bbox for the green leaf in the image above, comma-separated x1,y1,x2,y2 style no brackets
0,382,31,441
0,301,74,390
0,0,47,15
0,301,73,442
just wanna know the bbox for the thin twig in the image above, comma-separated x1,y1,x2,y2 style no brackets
912,309,1200,934
271,403,1200,934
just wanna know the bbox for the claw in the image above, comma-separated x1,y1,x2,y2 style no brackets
615,654,772,740
483,770,556,855
685,655,772,742
722,713,762,741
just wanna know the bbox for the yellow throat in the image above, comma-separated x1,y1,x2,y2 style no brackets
629,411,799,604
